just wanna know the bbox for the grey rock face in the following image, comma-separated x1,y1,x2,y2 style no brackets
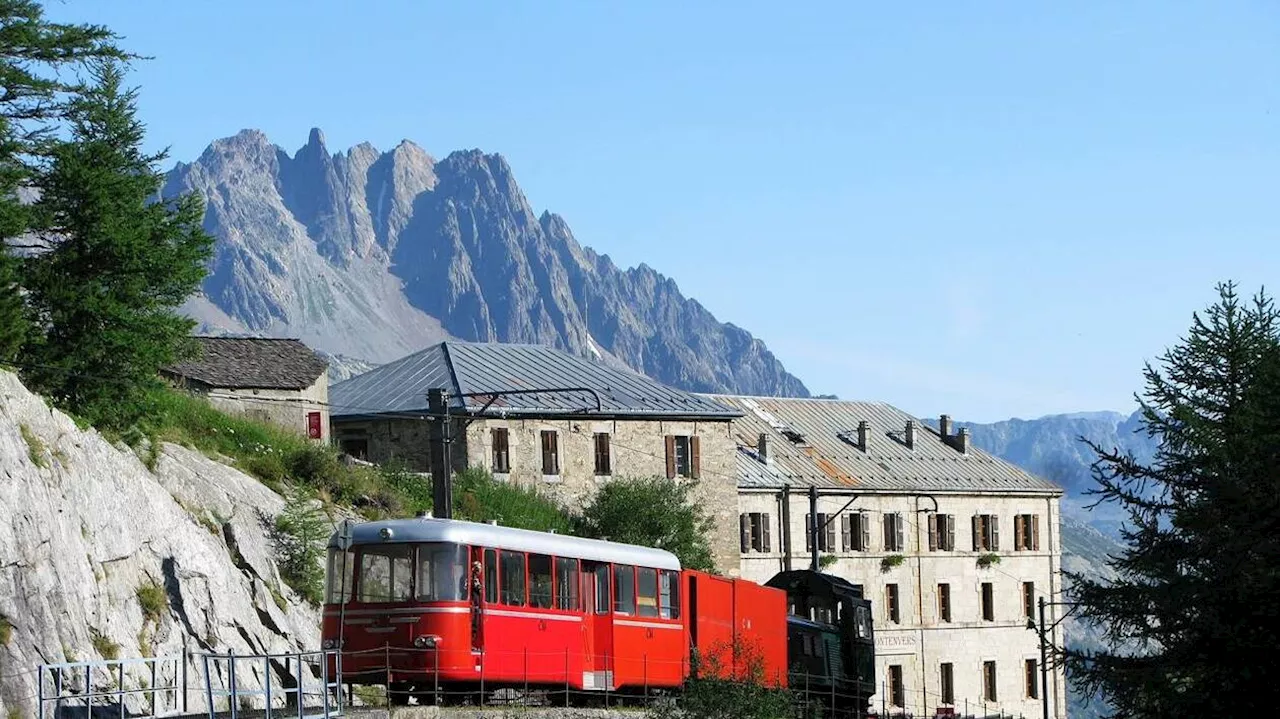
0,370,323,719
166,128,808,397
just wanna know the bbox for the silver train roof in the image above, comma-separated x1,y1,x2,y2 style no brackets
328,517,681,571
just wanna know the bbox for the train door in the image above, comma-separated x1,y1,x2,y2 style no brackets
580,560,613,690
469,546,485,650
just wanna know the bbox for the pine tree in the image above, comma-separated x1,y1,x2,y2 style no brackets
0,1,127,362
1065,281,1280,716
23,60,213,427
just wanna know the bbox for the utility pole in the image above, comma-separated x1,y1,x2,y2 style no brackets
427,388,452,519
1039,597,1050,719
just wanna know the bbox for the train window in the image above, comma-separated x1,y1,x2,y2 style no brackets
358,546,413,603
484,549,498,604
555,557,580,611
500,551,526,606
326,550,354,604
529,554,553,608
659,570,680,619
613,565,636,615
416,543,468,602
593,563,609,615
636,567,659,617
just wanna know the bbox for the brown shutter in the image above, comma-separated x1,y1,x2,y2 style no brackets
1032,514,1040,551
664,436,676,479
946,515,955,551
825,515,836,552
860,513,870,551
805,514,812,552
841,514,851,551
689,436,701,479
895,514,904,551
928,515,938,551
762,513,771,552
972,515,981,551
740,514,751,553
1014,516,1024,551
991,515,1000,551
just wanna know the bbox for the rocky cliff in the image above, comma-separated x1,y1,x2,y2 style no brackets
0,370,323,719
164,129,808,397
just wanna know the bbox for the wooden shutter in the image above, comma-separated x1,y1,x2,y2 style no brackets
860,513,870,551
825,515,836,552
664,436,676,479
894,514,904,551
740,514,751,553
946,514,955,551
841,514,851,551
689,436,701,479
1014,515,1024,551
1032,514,1040,551
805,514,813,552
762,513,771,552
972,515,981,551
928,515,938,551
991,515,1000,551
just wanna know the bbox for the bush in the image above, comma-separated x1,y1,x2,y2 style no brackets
577,476,717,571
271,488,329,605
654,636,793,719
0,614,11,645
451,468,573,533
135,582,167,624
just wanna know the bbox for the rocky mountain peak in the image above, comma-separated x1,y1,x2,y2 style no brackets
170,128,809,397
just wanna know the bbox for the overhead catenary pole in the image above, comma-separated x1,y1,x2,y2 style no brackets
1039,597,1050,719
428,388,452,519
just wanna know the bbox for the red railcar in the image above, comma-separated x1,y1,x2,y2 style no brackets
321,516,786,705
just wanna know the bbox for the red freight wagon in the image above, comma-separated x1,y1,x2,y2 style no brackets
322,516,787,705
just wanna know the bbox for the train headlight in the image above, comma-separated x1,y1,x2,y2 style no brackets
322,638,341,650
413,635,441,649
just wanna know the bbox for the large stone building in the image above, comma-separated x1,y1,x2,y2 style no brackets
712,394,1067,719
329,341,744,573
163,337,330,441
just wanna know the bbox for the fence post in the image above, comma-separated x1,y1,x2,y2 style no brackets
296,653,305,719
201,653,214,717
37,665,45,719
523,646,529,707
479,647,485,707
229,653,239,719
384,644,391,708
564,648,569,708
150,657,159,717
644,654,649,707
433,644,440,706
264,655,273,719
181,637,188,715
321,649,331,719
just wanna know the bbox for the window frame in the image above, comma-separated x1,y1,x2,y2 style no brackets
540,430,560,476
593,432,612,476
983,660,998,702
490,428,510,474
940,662,955,705
1026,658,1039,699
886,583,901,624
981,581,995,621
937,583,951,623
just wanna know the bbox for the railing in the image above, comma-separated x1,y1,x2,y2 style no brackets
200,650,342,719
36,653,187,719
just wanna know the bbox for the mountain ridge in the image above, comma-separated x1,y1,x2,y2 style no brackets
164,127,808,398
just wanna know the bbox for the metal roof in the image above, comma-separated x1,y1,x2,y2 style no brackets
330,341,742,420
163,337,328,390
712,395,1061,495
329,517,682,570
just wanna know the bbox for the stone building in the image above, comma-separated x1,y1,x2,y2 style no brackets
710,394,1067,719
329,341,744,573
162,337,330,441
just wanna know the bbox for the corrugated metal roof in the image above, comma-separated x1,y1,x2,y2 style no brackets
331,341,742,420
712,395,1061,495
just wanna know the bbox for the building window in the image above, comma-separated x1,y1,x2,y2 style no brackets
982,582,994,621
883,512,904,551
806,513,837,552
491,428,510,473
928,513,955,551
983,660,998,702
973,513,1000,551
740,512,772,553
665,435,700,478
1026,658,1039,699
940,662,955,705
339,437,368,460
593,432,611,475
885,583,900,624
937,583,951,623
1023,581,1036,621
887,665,905,708
841,512,871,551
1015,514,1041,551
540,430,559,475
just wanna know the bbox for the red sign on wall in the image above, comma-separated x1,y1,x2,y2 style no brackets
307,411,322,439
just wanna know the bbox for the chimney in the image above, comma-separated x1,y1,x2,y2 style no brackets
939,414,952,439
957,427,970,454
857,421,870,452
758,433,770,463
905,420,917,450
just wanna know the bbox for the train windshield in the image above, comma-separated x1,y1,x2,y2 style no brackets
325,543,468,604
416,543,468,602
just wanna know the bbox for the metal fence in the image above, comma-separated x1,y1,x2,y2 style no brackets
36,654,187,719
200,650,343,719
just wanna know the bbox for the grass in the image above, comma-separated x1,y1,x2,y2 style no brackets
20,423,47,468
0,614,11,645
8,706,22,719
136,582,167,624
90,628,119,660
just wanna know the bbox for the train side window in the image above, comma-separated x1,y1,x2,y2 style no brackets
326,550,354,604
593,563,609,615
659,570,680,619
613,564,636,615
529,554,553,608
636,567,659,617
555,557,580,611
500,551,526,606
484,549,498,604
358,546,413,603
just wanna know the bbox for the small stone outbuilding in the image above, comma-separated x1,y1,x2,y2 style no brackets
162,336,330,441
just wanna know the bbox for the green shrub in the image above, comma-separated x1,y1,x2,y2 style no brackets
136,582,167,623
271,488,329,605
90,628,119,660
576,475,716,571
20,424,47,468
452,468,573,533
818,554,838,569
0,614,12,645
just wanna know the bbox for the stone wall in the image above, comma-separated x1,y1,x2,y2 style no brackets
738,489,1066,718
204,374,330,441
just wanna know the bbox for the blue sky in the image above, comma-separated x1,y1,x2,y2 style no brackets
46,1,1280,422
